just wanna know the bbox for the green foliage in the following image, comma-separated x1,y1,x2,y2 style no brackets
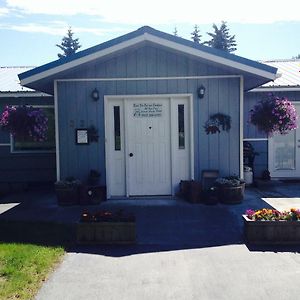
191,25,202,43
173,27,178,36
56,27,81,59
204,21,237,53
293,54,300,59
0,243,64,300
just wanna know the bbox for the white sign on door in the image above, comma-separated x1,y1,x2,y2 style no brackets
133,103,162,117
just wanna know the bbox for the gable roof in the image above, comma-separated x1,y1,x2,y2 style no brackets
251,59,300,91
19,26,278,92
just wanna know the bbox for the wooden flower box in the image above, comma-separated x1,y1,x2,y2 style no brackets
55,183,80,206
243,215,300,245
77,221,136,244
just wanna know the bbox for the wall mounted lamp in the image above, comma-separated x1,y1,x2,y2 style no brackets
197,85,206,99
91,88,99,101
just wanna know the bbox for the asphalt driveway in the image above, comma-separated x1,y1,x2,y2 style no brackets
1,183,300,299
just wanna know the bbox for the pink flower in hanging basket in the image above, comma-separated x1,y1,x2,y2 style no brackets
250,94,298,136
0,105,48,141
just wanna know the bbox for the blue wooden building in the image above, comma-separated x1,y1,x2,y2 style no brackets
18,26,277,198
0,67,55,190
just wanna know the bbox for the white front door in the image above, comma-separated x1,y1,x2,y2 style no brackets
126,99,171,195
269,103,300,178
105,94,194,198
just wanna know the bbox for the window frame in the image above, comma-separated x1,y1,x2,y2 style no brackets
10,105,56,154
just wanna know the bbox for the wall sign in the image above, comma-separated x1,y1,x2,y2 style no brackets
133,103,163,117
76,128,89,145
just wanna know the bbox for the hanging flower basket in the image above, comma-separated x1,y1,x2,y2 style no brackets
0,105,48,141
204,113,231,135
249,94,298,136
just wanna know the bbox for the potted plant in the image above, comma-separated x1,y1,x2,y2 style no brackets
0,105,48,141
77,210,136,244
249,94,298,136
88,169,101,186
54,177,82,206
215,176,245,204
243,208,300,244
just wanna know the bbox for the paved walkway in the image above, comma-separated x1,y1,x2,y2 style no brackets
0,183,299,299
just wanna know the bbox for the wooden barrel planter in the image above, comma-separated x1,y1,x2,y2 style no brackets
55,181,81,206
243,215,300,245
218,183,245,204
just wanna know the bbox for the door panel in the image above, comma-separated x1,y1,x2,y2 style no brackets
127,99,171,195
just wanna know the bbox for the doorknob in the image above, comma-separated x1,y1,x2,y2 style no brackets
129,153,134,157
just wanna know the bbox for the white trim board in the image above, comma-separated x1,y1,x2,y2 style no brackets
250,87,300,92
20,32,276,86
56,75,242,83
0,92,51,98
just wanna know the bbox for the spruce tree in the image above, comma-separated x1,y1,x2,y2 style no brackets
173,27,178,36
204,21,237,53
191,25,202,43
56,27,81,59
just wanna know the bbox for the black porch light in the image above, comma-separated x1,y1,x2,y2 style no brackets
91,88,99,101
197,85,206,99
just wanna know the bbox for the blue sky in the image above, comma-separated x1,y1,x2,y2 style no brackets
0,0,300,66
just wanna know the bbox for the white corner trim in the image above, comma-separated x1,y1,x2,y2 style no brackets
54,80,60,181
240,76,244,179
20,32,276,86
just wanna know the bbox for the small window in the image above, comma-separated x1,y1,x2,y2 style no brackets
178,104,185,149
114,106,121,151
12,107,55,152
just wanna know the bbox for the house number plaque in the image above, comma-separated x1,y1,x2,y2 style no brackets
133,103,162,117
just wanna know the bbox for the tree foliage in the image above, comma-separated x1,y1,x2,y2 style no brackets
204,21,237,53
191,25,202,43
173,27,178,36
56,27,81,59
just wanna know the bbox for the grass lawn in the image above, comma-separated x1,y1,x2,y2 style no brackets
0,243,64,300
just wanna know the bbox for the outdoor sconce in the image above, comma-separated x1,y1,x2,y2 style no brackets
197,85,206,99
91,88,99,101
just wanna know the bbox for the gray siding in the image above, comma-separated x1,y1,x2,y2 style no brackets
58,45,241,183
0,96,56,183
244,90,300,178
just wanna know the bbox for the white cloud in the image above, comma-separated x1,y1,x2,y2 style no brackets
0,21,127,36
0,7,10,16
5,0,300,24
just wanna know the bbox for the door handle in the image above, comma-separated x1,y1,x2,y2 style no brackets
129,153,134,157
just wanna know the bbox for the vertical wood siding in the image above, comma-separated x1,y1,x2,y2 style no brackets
58,45,241,183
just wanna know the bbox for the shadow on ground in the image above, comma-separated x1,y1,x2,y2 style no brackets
0,186,299,256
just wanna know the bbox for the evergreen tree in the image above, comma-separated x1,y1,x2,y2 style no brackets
204,21,237,53
173,27,178,36
293,54,300,59
56,27,81,59
191,25,202,43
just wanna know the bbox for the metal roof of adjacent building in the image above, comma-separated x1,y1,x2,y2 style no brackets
0,66,34,92
260,59,300,88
